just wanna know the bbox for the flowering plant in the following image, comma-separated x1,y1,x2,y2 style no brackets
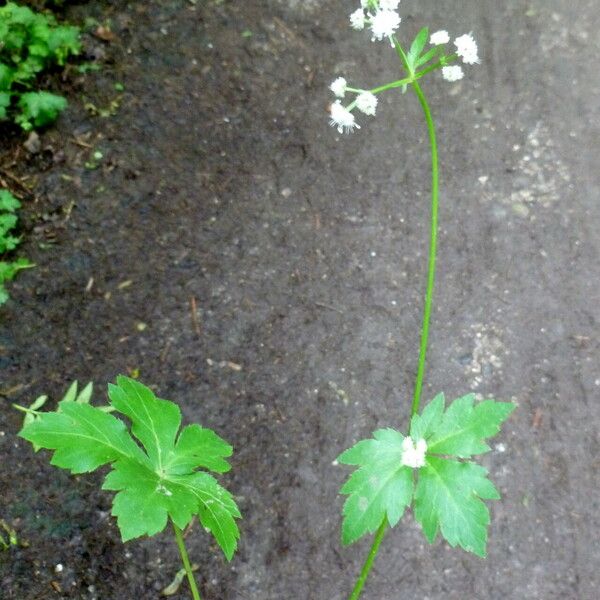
329,2,515,598
17,377,240,600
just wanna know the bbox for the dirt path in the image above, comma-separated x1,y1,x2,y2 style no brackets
1,1,599,598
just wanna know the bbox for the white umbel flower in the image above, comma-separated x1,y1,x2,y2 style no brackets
329,101,360,134
350,8,366,30
330,77,348,98
370,9,401,42
356,91,378,116
430,30,450,45
380,0,401,9
442,65,464,82
454,33,480,64
401,436,427,469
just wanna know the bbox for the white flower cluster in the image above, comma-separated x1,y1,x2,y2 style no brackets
329,101,360,134
350,0,402,44
429,30,480,82
329,77,378,133
400,436,427,469
328,9,481,133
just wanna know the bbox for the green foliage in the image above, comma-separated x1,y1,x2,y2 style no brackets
18,377,241,560
338,393,515,556
414,457,499,556
338,428,413,545
0,189,33,304
15,91,67,130
0,2,80,129
417,393,515,457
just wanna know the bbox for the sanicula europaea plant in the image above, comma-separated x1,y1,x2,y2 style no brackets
329,2,515,598
17,377,241,600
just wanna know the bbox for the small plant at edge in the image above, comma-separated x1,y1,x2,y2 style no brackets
17,376,241,600
0,189,33,305
0,2,81,130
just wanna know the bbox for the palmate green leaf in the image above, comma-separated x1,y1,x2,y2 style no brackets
338,429,413,545
414,457,499,557
338,393,515,556
19,376,241,559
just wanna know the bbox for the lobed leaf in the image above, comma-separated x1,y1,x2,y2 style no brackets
338,428,414,545
108,376,182,470
168,424,233,474
19,401,148,473
338,392,515,556
171,472,241,560
414,457,499,557
102,458,200,541
425,394,515,457
409,392,444,440
19,377,241,559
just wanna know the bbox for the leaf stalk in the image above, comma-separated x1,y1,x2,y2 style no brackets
173,522,202,600
347,519,388,600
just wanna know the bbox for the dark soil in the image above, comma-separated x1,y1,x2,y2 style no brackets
1,0,600,598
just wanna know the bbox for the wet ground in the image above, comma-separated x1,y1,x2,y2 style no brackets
1,0,600,598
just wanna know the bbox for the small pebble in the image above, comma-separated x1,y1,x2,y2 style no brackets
24,132,41,154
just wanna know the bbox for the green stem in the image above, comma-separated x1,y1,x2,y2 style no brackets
347,520,388,600
417,53,458,79
173,523,201,600
410,79,439,418
369,76,412,95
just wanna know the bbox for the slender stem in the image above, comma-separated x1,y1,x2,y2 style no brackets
417,53,458,79
347,520,388,600
410,79,439,418
173,523,202,600
369,76,412,95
